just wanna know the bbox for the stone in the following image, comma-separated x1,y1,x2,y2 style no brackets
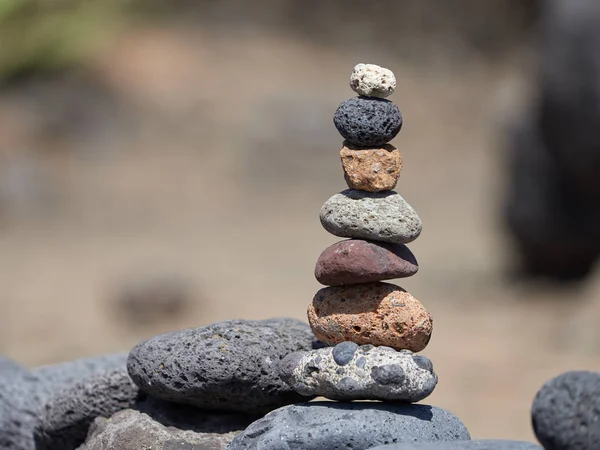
333,97,402,147
0,371,45,450
0,355,27,376
34,352,128,393
0,352,129,450
368,440,541,449
308,282,433,352
320,190,422,244
127,318,317,414
315,239,418,285
340,142,402,192
228,402,470,450
77,405,249,450
349,63,396,98
34,367,140,450
279,344,437,402
531,370,600,450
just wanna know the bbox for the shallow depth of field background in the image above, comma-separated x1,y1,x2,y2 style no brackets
1,0,599,442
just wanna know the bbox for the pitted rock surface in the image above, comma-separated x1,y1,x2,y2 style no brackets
340,143,402,192
320,190,422,244
334,97,402,147
228,402,470,450
35,367,140,450
349,63,396,98
127,318,317,414
308,282,433,352
279,344,437,402
315,239,418,285
368,440,542,449
531,370,600,450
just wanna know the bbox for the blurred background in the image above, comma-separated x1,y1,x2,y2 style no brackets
1,0,600,442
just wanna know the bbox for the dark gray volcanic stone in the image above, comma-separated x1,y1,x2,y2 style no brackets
0,355,27,376
531,370,600,450
333,97,402,147
127,318,318,414
368,440,541,449
0,371,45,450
228,402,470,450
34,352,128,393
0,352,129,450
34,367,141,450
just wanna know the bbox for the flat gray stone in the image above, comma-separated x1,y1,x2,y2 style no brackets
280,345,437,402
228,402,470,450
127,318,317,414
320,190,422,244
368,440,541,449
531,370,600,450
77,407,246,450
34,367,140,450
0,355,27,376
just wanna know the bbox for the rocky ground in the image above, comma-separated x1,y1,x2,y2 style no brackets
1,23,600,443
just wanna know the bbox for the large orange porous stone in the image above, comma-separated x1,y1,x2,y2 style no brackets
307,282,433,352
340,142,402,192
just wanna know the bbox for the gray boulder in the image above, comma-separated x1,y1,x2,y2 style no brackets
367,440,541,449
228,401,470,450
127,318,318,414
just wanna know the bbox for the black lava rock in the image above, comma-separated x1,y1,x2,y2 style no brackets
368,440,541,449
127,318,318,414
228,402,470,450
531,370,600,450
34,367,141,450
333,97,402,147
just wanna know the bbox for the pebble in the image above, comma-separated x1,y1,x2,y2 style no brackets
368,440,542,449
307,282,433,352
127,318,317,414
349,63,396,98
334,97,402,147
34,367,140,450
228,401,470,450
531,370,600,450
315,239,418,285
78,405,249,450
320,190,422,244
340,142,402,192
279,344,437,402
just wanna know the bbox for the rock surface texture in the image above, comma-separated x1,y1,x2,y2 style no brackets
340,143,402,192
279,343,437,401
127,318,317,414
349,63,396,98
34,367,140,450
228,402,470,450
531,370,600,450
315,239,418,285
308,282,433,351
333,97,402,147
320,190,422,244
368,440,542,449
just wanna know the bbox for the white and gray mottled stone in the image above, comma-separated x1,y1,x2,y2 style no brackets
320,190,422,244
350,63,396,98
228,402,471,450
280,343,437,402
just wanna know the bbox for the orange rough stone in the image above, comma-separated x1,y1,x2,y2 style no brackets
307,282,432,352
340,142,402,192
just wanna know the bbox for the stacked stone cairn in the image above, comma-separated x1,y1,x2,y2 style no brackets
279,63,436,405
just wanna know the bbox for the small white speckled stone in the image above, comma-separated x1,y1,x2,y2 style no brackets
279,343,437,402
350,63,396,98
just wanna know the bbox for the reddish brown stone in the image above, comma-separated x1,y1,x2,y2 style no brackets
307,282,433,352
340,143,402,192
314,239,418,286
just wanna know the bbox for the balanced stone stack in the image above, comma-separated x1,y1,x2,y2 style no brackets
279,63,436,404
